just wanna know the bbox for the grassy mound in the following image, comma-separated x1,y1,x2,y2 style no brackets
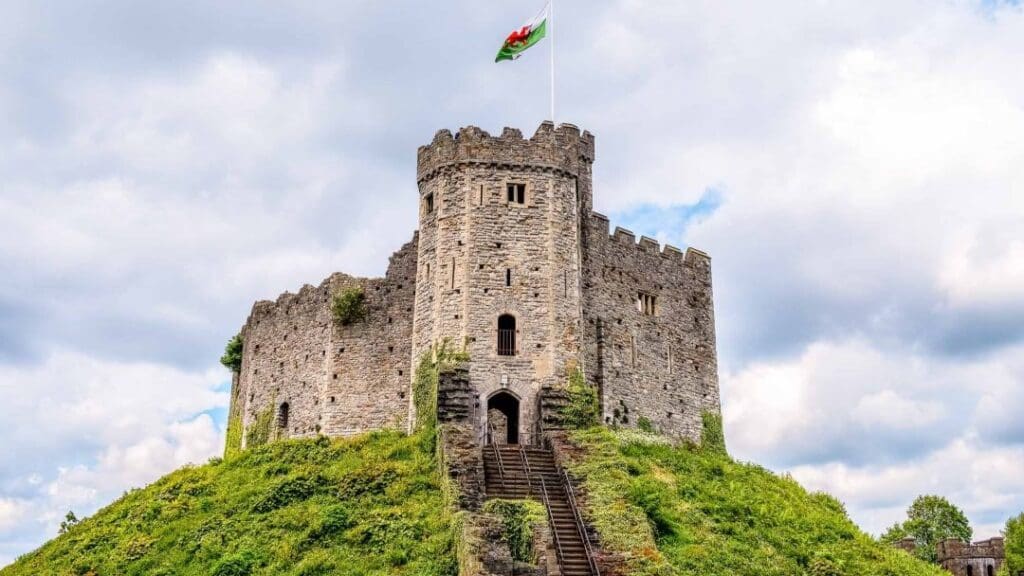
1,431,457,576
566,427,946,576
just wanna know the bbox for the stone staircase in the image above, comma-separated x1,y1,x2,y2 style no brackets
484,445,596,576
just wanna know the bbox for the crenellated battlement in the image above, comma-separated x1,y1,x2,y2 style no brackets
589,212,707,265
416,121,595,184
936,538,1006,576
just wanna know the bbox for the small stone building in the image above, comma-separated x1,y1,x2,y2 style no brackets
227,122,721,450
937,538,1006,576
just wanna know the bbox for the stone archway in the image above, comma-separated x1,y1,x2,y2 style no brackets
487,391,520,445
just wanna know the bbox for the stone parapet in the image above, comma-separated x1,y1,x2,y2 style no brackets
417,122,595,184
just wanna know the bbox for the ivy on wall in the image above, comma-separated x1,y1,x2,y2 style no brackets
561,367,600,429
413,339,469,439
223,411,243,459
701,411,727,455
245,405,276,449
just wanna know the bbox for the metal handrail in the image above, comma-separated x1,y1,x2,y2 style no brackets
487,423,507,491
563,469,601,576
538,475,566,572
519,445,536,498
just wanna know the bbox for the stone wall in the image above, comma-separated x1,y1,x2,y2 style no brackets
937,538,1005,576
227,121,723,452
412,123,594,446
580,213,720,443
234,236,417,447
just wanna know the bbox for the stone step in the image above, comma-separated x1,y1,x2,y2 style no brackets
482,444,593,575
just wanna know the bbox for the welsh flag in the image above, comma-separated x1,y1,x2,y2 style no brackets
495,3,549,62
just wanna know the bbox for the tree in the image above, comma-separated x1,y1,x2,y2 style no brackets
881,495,972,564
1004,512,1024,576
58,511,79,534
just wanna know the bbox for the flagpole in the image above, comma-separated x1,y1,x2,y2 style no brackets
549,0,555,123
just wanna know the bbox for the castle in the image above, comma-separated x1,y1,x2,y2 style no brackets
227,122,720,450
937,538,1007,576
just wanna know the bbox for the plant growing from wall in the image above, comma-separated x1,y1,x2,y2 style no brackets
482,499,547,564
331,286,368,326
220,334,243,372
637,416,655,434
561,367,600,429
701,411,727,455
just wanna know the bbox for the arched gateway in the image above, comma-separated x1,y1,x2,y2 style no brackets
486,391,520,445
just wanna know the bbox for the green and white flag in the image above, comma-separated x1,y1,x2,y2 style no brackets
495,3,549,62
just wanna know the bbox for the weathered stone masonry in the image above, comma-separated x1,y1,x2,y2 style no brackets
235,237,417,447
228,122,721,448
937,538,1006,576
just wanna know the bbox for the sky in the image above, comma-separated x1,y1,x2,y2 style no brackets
1,0,1023,566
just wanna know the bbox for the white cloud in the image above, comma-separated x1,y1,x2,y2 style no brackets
0,351,225,542
38,415,221,530
724,340,1024,537
791,439,1024,538
0,500,30,534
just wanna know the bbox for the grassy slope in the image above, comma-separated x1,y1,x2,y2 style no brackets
1,431,457,576
3,425,947,576
567,427,946,576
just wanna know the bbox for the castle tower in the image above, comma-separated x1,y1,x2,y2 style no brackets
412,122,595,444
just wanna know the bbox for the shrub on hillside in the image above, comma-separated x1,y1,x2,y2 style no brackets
565,427,946,576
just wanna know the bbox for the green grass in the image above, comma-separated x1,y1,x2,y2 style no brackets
566,427,947,576
1,431,457,576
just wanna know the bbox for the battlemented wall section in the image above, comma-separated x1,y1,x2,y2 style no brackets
235,237,417,447
581,214,719,440
937,538,1005,576
228,122,721,451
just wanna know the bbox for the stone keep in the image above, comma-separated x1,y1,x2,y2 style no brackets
228,122,720,450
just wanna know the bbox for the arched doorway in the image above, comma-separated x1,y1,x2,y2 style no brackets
487,391,520,444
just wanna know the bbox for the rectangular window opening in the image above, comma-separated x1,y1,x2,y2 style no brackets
506,268,512,287
425,193,434,213
507,183,526,204
638,292,657,316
